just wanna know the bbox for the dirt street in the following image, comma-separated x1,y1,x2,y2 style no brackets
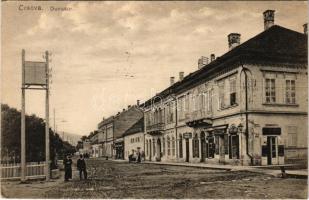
1,159,307,199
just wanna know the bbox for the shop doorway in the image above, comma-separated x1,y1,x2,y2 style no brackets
267,136,278,165
157,138,161,161
207,136,215,158
149,141,152,161
200,132,206,162
185,138,189,162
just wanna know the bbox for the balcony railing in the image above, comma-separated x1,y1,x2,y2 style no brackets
146,122,165,133
185,110,213,127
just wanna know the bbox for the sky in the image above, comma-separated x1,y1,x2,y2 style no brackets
1,1,307,137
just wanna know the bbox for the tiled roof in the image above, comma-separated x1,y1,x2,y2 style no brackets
123,118,144,136
142,25,307,107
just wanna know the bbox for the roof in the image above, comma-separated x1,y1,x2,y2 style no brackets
123,117,144,136
98,115,114,129
142,25,307,107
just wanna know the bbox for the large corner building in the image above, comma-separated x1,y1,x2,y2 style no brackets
142,10,308,166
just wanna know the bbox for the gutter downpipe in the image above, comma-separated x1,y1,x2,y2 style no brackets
240,60,254,166
175,96,178,160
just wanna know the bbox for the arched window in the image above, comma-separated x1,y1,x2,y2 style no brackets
179,134,183,158
172,137,175,156
193,133,199,158
162,137,165,155
167,136,171,156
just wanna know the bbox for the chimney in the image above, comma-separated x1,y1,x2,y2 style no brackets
170,77,175,85
198,56,209,69
136,100,140,106
210,54,215,62
263,10,275,30
228,33,241,50
179,72,184,81
303,23,308,35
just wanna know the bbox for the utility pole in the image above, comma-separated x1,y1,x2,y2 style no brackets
45,51,50,181
21,49,26,182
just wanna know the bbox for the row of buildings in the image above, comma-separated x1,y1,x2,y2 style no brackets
85,10,308,166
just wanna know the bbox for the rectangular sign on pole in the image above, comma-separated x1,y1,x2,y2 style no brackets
24,61,47,85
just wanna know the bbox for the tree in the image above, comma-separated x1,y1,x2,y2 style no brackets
1,104,75,165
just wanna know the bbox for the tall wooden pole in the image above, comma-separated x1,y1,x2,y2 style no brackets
21,49,26,182
45,51,50,181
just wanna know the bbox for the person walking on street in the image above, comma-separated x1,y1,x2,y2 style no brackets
63,155,72,181
77,155,87,180
137,151,141,163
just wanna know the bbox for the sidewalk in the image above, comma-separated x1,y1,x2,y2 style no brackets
141,160,308,178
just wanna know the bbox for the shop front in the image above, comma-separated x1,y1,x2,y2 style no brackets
114,141,124,160
261,127,284,165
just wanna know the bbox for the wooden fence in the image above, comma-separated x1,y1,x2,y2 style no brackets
0,162,46,180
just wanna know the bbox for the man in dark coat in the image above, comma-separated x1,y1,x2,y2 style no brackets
63,155,72,181
77,154,87,180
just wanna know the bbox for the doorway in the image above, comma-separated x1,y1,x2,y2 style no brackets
207,136,215,158
149,141,152,161
157,138,161,161
185,139,189,162
267,136,278,165
200,132,206,162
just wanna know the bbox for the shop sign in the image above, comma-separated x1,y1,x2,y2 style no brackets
214,128,226,135
183,132,192,139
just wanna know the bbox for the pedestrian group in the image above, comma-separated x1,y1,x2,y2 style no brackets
63,154,88,181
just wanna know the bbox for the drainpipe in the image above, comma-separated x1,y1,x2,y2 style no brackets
175,96,178,160
240,61,253,165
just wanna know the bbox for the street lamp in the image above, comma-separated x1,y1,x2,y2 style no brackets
238,123,244,133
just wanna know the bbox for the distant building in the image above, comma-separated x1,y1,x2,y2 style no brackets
98,103,143,159
142,10,307,166
123,118,145,160
81,139,91,155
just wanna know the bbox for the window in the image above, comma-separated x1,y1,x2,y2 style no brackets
204,92,208,111
167,136,171,156
167,103,174,123
208,90,213,113
287,126,297,147
185,94,190,117
179,135,183,158
192,134,199,158
230,78,237,106
172,137,175,156
146,140,148,156
199,93,205,111
265,78,276,103
178,97,185,120
286,80,296,104
218,81,225,108
162,137,165,155
194,95,198,111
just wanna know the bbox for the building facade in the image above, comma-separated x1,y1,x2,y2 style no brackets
123,118,145,160
142,10,308,166
97,104,143,159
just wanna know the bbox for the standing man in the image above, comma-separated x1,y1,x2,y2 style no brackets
63,155,72,181
77,155,87,180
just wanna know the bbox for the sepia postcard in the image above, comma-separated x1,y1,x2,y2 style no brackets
1,0,308,199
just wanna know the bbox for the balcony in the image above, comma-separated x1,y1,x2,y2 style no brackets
146,122,165,135
185,110,212,127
